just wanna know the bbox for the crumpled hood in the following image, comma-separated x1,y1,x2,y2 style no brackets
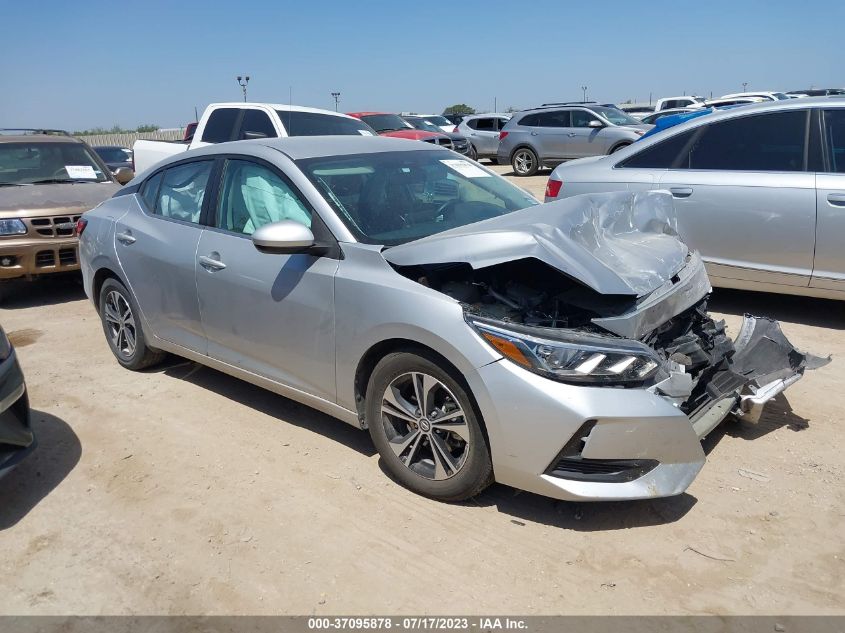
383,190,688,297
0,182,120,217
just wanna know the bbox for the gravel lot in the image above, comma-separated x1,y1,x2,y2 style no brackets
0,165,842,615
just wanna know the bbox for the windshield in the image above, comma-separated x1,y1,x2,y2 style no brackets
276,111,376,136
772,93,790,100
297,149,539,246
359,114,414,133
95,147,132,162
591,106,642,126
0,141,110,185
421,115,451,127
405,117,442,133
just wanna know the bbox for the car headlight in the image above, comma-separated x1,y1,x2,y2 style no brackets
0,219,27,236
468,317,661,385
0,327,12,361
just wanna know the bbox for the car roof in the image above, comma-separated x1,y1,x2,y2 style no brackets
346,111,392,117
213,102,358,118
462,113,512,119
0,134,83,144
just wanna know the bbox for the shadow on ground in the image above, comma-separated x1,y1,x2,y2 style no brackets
0,275,86,310
709,288,845,330
0,411,81,530
159,359,376,458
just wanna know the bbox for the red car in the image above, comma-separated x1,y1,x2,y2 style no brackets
347,112,453,148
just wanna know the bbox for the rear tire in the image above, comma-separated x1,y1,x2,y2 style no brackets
366,351,493,502
467,145,478,161
99,278,165,371
487,157,499,165
511,147,539,176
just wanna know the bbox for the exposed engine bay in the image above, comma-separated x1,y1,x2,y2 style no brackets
392,255,828,428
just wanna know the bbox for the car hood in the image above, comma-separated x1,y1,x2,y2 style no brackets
0,182,120,217
383,190,688,298
380,130,443,141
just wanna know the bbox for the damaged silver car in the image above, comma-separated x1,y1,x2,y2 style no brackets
79,137,826,502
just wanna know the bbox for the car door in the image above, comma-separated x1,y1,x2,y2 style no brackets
195,157,339,402
811,108,845,292
658,109,815,288
467,117,499,155
535,110,573,160
569,109,610,157
114,159,213,353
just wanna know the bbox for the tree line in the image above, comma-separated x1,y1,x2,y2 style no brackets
73,124,160,135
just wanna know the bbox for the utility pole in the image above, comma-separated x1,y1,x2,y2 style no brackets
581,85,588,102
742,82,748,92
236,75,250,102
331,92,341,111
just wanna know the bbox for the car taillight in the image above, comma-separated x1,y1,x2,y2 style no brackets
545,178,563,198
76,217,88,236
453,126,459,133
499,131,509,140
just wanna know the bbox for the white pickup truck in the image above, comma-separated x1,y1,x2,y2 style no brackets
133,102,376,174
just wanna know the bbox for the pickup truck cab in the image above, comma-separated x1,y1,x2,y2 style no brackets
133,103,376,173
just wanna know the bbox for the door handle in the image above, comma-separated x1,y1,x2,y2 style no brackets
116,231,136,245
530,131,539,136
670,187,694,198
198,255,226,271
827,193,845,207
567,133,577,137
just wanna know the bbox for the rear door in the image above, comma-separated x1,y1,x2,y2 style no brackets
115,159,214,352
811,108,845,292
658,109,815,288
466,117,499,155
195,157,339,401
535,110,573,160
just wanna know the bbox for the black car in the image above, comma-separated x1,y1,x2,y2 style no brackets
402,116,474,158
93,145,134,174
0,325,34,479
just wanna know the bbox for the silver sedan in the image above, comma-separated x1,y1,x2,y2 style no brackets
79,137,822,503
545,97,845,300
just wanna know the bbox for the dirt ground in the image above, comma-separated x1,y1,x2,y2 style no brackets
0,166,843,615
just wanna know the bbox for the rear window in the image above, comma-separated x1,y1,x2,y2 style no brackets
474,118,496,131
202,108,239,143
278,111,376,136
517,113,540,126
618,129,697,169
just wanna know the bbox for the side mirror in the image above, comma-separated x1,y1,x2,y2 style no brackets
113,167,134,185
251,220,316,254
588,120,604,128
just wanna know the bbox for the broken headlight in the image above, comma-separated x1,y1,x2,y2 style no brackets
468,317,661,386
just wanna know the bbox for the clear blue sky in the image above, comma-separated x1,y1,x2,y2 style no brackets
1,0,842,131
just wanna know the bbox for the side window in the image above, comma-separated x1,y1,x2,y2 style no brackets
239,109,277,140
465,118,479,130
617,129,697,169
154,161,213,223
823,110,845,173
201,108,240,143
474,118,495,131
689,111,808,171
572,110,598,127
140,171,163,210
538,110,572,127
217,160,311,235
517,113,540,126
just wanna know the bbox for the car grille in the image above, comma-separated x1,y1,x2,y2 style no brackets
35,250,55,267
27,215,81,238
548,457,658,482
423,137,453,149
34,247,78,269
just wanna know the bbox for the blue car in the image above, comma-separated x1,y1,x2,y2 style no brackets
639,108,713,140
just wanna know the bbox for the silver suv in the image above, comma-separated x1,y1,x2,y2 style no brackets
497,104,652,176
455,114,511,163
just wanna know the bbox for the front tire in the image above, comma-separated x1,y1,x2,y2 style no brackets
99,278,165,371
366,352,493,501
610,142,631,154
511,147,539,176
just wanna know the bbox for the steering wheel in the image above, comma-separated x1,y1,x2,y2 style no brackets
435,199,458,221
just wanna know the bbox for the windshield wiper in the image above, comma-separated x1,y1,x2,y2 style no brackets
27,178,98,185
0,182,29,187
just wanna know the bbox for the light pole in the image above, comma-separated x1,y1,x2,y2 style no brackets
236,75,250,102
581,85,588,102
742,82,748,92
331,92,341,112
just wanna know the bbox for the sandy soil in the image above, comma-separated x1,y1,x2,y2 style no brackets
0,167,842,615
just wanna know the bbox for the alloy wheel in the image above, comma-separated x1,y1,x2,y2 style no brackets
103,290,137,358
380,372,470,480
513,149,535,175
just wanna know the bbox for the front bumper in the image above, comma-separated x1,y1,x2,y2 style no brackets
0,237,80,281
0,349,35,479
466,315,825,502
